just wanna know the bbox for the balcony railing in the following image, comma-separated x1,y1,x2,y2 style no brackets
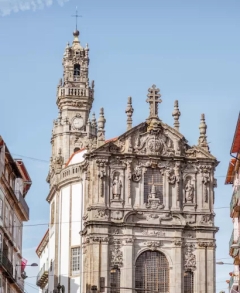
0,252,13,280
15,190,29,219
230,188,240,217
36,262,48,288
229,230,240,258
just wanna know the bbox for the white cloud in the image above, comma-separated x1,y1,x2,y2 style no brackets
0,0,69,15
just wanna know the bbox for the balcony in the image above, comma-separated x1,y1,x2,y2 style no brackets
0,252,14,283
36,263,48,288
230,189,240,218
229,274,239,293
15,190,29,220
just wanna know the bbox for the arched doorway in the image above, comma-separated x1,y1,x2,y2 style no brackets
135,250,169,293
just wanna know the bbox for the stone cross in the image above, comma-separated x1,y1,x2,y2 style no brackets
146,85,162,118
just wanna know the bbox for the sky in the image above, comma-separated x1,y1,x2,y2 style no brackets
0,0,239,292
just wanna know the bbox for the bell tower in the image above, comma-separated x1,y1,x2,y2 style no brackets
50,29,96,168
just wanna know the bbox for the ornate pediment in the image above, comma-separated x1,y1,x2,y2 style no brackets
185,145,216,160
131,119,175,156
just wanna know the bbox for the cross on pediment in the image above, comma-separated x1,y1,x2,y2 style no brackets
146,85,162,118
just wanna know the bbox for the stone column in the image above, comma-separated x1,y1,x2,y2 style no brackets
173,243,183,293
121,239,134,293
100,241,109,293
206,245,216,293
195,245,206,293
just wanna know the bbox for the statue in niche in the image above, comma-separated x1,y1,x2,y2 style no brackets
185,178,194,203
112,173,122,200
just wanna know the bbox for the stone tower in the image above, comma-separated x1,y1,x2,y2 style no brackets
50,29,96,170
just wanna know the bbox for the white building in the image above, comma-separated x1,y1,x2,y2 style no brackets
225,114,240,293
36,28,219,293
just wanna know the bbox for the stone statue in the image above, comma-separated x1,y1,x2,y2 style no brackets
112,174,122,199
185,179,194,203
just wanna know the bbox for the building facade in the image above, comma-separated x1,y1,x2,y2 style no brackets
226,114,240,293
0,136,32,293
36,28,219,293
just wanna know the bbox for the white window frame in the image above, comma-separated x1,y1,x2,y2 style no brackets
71,247,80,275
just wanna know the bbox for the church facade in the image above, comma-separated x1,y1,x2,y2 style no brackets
36,29,219,293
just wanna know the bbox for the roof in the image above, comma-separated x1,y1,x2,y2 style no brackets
65,137,119,167
36,229,49,257
65,148,86,167
225,158,236,185
15,160,32,196
231,113,240,154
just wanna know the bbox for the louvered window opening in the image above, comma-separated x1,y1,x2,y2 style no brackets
184,271,194,293
110,268,120,293
135,251,169,293
144,168,163,203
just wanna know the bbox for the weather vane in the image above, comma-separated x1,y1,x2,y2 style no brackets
72,6,82,31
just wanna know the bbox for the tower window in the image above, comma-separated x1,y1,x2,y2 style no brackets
74,64,80,76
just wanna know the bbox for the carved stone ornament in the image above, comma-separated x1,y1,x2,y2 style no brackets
134,124,175,156
111,240,123,267
166,168,176,185
124,238,134,244
145,185,164,210
184,243,196,270
200,214,213,225
132,165,142,182
111,210,123,220
198,242,215,248
53,148,64,172
94,209,108,219
90,237,109,243
175,241,182,246
184,214,196,224
144,241,162,250
141,230,165,237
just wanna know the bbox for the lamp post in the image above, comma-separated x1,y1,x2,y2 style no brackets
16,263,38,279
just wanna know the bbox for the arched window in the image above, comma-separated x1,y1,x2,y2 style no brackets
184,270,194,293
110,267,120,293
74,64,80,76
144,168,163,203
135,250,169,293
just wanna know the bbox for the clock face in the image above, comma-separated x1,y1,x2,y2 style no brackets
73,117,83,130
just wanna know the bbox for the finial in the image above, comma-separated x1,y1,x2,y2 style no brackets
97,108,106,146
125,96,134,131
72,6,82,33
198,113,209,152
92,113,97,127
172,100,181,131
146,85,162,118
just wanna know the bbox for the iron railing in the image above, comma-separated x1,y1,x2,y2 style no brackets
0,252,13,277
15,190,29,219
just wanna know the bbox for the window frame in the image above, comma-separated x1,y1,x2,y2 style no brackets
71,246,80,275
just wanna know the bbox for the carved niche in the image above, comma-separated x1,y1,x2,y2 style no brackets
134,124,175,156
184,176,194,203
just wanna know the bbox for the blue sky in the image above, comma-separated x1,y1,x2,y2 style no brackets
0,0,239,292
